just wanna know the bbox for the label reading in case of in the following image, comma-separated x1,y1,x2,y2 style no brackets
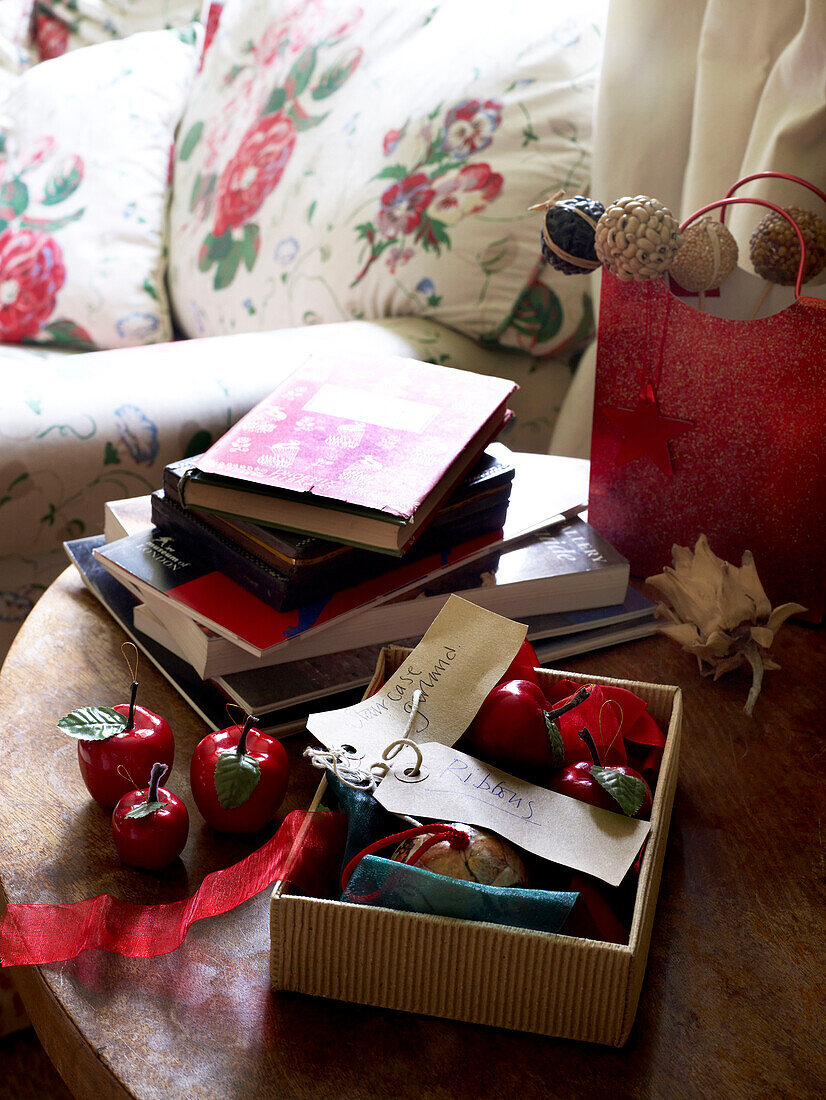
306,596,527,763
373,742,651,887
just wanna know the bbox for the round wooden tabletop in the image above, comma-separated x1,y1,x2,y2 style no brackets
1,568,824,1099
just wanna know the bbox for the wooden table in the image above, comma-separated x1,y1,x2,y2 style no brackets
1,568,824,1100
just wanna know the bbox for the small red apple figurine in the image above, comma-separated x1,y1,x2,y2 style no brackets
112,762,189,871
463,680,592,773
190,714,289,834
58,678,175,810
548,727,653,819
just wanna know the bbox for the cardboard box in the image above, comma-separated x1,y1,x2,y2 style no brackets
271,645,682,1046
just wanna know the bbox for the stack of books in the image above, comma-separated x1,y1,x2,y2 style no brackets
64,352,657,735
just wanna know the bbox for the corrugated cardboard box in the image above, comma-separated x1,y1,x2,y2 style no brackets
271,645,682,1046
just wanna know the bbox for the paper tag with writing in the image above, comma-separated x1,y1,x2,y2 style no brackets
306,596,527,762
373,743,650,887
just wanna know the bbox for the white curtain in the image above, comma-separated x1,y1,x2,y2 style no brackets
551,0,826,457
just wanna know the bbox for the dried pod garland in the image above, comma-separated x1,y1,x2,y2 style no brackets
670,217,739,293
646,535,805,716
749,205,826,285
531,190,605,274
595,195,682,282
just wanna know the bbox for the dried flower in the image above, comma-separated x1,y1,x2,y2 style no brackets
646,535,806,716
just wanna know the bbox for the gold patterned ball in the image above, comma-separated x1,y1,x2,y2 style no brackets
594,195,682,281
670,218,739,292
749,205,826,285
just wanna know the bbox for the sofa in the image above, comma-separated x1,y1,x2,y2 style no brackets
0,0,609,673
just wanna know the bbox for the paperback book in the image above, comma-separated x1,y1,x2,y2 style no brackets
93,451,590,674
133,585,656,718
132,517,631,678
63,536,367,737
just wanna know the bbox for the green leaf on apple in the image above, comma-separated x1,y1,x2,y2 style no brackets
124,800,168,820
214,750,260,810
544,714,566,768
590,766,646,816
57,706,127,741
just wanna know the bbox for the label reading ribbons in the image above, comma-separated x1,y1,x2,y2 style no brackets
373,743,651,886
306,596,527,762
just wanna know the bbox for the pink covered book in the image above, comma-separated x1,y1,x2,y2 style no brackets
179,352,516,554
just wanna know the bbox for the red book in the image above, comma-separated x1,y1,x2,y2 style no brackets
178,352,516,554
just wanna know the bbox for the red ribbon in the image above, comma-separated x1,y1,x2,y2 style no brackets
0,810,347,966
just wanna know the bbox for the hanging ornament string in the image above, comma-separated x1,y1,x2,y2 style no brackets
0,809,347,966
121,641,139,682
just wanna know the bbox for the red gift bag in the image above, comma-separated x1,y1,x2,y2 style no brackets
588,174,826,620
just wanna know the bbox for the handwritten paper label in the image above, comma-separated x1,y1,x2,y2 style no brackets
306,596,527,762
373,743,651,886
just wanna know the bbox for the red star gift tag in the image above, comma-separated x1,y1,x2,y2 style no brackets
599,382,693,477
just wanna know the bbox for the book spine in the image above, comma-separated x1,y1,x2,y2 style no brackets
150,493,295,611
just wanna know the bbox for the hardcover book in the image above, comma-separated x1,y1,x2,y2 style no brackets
177,352,517,553
153,444,516,610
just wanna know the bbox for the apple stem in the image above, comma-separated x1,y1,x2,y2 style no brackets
125,681,139,731
578,726,601,766
547,685,591,721
147,762,168,803
236,714,257,757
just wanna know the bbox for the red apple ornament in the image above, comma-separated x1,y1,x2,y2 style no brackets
463,680,592,774
190,714,289,833
112,762,189,871
58,679,175,809
548,727,652,819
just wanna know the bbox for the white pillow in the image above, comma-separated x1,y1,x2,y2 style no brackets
0,25,200,348
167,0,605,359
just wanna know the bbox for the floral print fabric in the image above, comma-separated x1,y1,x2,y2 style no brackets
0,25,200,348
168,0,605,359
33,1,203,59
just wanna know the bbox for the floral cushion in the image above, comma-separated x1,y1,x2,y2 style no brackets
33,1,203,60
0,25,201,349
167,0,605,359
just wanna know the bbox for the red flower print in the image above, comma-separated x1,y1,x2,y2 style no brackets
35,14,70,61
213,111,297,237
199,2,224,71
383,125,407,157
442,99,503,159
0,229,65,341
432,163,503,225
377,172,434,238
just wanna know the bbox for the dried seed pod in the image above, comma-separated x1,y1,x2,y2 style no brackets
646,534,806,717
670,217,739,292
537,194,605,274
393,822,529,887
594,195,682,281
749,205,826,285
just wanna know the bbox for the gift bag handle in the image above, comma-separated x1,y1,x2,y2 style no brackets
680,197,811,299
723,170,826,208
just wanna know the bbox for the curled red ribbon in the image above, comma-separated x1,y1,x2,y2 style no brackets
0,809,347,966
